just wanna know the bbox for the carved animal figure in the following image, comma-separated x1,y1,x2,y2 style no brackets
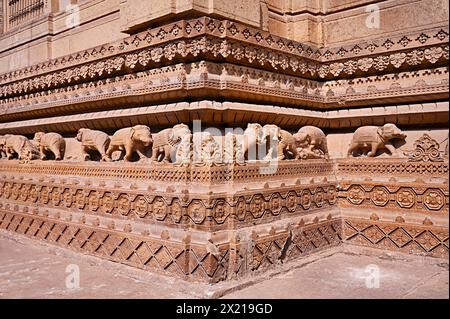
2,134,39,160
262,124,297,160
347,123,407,157
106,125,153,162
293,126,329,159
241,123,264,161
0,135,6,158
34,132,66,160
151,124,191,163
76,128,111,161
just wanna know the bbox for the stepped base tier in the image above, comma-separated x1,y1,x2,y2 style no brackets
0,0,448,284
0,158,447,283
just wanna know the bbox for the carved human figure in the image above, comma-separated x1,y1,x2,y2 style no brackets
347,123,407,157
76,128,111,161
261,124,297,160
34,132,66,160
223,132,244,164
106,125,153,161
293,126,329,159
241,123,264,161
192,132,221,164
174,133,193,164
151,124,191,163
2,134,39,160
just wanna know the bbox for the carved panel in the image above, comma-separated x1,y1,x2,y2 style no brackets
344,218,448,258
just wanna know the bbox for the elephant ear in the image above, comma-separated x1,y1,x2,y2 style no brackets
168,130,174,142
130,127,136,141
168,129,179,146
380,124,394,139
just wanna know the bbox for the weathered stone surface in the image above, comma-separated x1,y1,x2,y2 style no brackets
0,0,448,291
1,231,447,298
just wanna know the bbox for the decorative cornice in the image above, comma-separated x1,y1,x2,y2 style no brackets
0,62,447,123
0,100,447,135
0,17,448,99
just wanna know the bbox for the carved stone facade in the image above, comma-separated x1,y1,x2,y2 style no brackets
0,0,448,283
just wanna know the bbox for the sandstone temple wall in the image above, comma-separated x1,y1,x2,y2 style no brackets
0,0,448,283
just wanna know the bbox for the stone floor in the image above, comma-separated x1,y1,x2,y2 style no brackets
0,230,448,299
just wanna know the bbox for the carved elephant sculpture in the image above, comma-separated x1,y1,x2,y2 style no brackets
76,128,111,161
106,125,153,162
347,123,407,157
293,126,329,159
151,124,191,163
262,124,297,160
34,132,66,160
1,134,39,161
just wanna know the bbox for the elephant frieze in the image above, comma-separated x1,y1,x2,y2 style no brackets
293,126,329,159
76,128,111,161
151,124,191,163
106,125,153,162
348,123,407,157
1,134,39,161
34,132,66,161
261,124,297,160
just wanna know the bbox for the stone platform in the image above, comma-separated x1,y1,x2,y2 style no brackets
0,158,447,283
1,230,447,298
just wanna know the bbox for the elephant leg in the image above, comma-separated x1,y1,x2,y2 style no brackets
52,146,62,161
322,143,330,159
135,146,147,160
106,145,120,160
124,145,134,162
290,145,298,160
40,146,47,160
6,148,14,160
150,147,159,162
102,155,112,162
384,143,397,156
81,146,91,161
97,145,111,162
367,143,378,157
277,143,285,160
162,146,172,163
347,143,359,157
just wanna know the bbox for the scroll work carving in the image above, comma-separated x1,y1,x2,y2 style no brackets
407,134,445,162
